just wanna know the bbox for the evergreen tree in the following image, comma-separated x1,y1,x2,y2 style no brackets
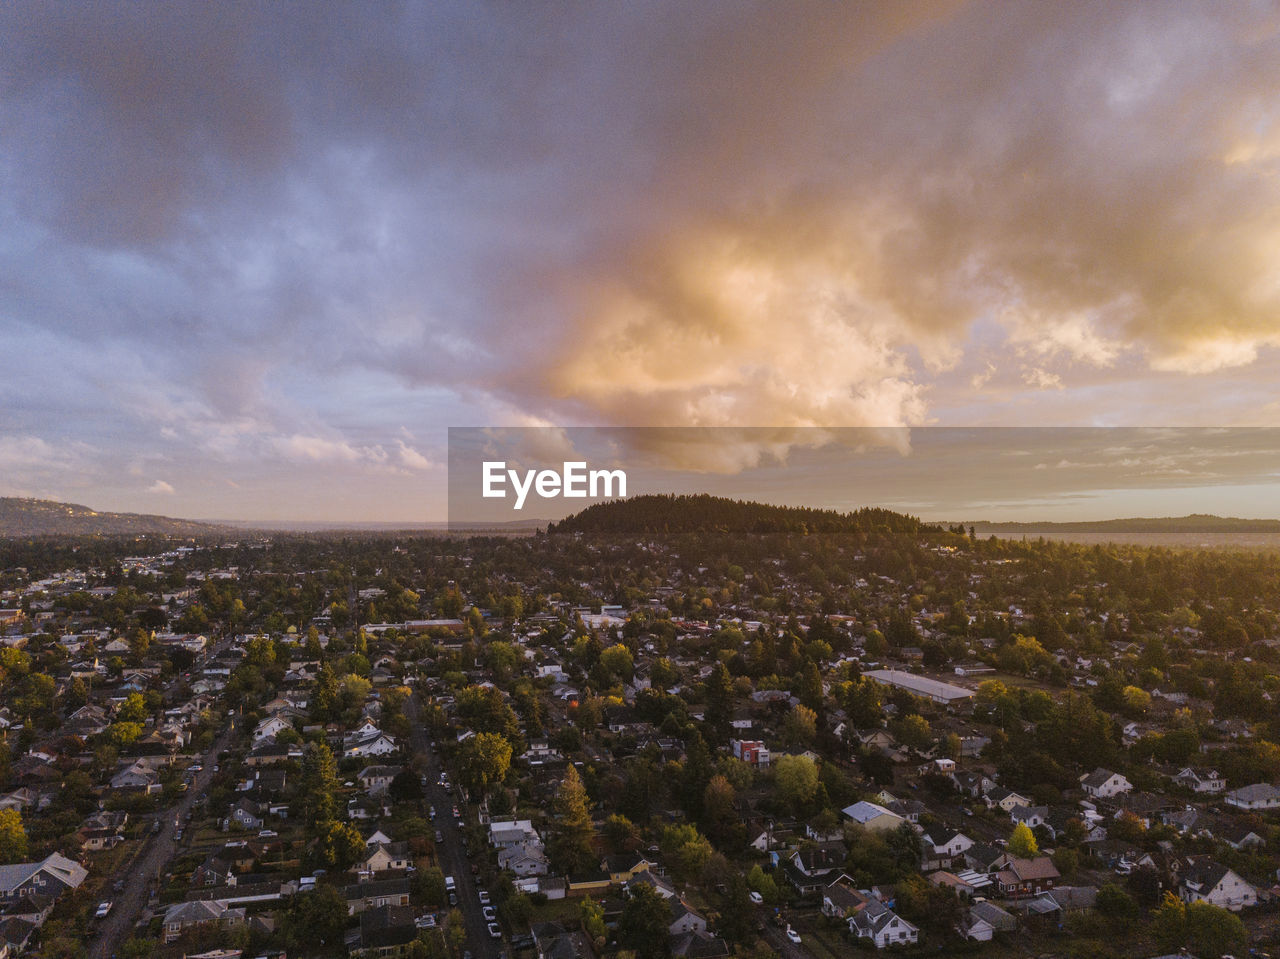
548,765,597,875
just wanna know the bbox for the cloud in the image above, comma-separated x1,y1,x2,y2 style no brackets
148,479,175,495
5,2,1280,518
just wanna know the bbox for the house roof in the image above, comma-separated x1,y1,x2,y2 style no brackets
1081,768,1121,788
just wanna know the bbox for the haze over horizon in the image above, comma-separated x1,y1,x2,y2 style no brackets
4,4,1280,521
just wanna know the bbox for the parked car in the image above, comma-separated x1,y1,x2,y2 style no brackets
487,922,502,939
95,901,113,919
482,906,497,922
477,889,490,905
749,891,764,905
785,927,801,944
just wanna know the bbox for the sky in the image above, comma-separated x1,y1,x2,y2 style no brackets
3,2,1280,523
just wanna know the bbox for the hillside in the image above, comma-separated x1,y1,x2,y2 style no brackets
971,514,1280,535
0,497,229,537
548,493,925,536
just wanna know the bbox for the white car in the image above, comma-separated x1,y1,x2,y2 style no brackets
785,927,801,944
487,922,502,939
748,891,764,905
95,901,113,919
477,889,490,905
482,906,497,922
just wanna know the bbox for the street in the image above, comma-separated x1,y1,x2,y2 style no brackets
88,635,238,959
407,693,502,959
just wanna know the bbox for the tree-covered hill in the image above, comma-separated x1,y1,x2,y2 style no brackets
548,493,927,536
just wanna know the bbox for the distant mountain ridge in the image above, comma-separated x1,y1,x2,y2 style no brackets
970,514,1280,534
0,497,228,537
550,493,926,535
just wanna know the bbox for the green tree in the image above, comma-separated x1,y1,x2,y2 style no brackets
456,733,513,795
103,721,143,748
0,809,27,863
1008,821,1039,858
579,899,606,949
1095,883,1137,920
773,754,819,811
784,704,817,748
314,819,367,870
660,824,713,884
548,764,597,875
298,742,339,828
747,864,779,903
1184,900,1247,958
117,692,148,723
599,644,635,683
618,883,673,959
604,813,640,854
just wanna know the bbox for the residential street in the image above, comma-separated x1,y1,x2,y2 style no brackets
407,692,503,959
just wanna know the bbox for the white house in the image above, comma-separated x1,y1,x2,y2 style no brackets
848,899,919,949
1179,861,1257,912
1225,783,1280,811
1173,767,1224,794
1079,768,1132,798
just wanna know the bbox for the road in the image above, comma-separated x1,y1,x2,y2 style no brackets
89,635,239,959
407,693,502,959
761,920,813,959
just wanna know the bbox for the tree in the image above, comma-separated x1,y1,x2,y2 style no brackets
604,813,640,854
548,765,596,875
1122,685,1151,717
747,864,779,903
280,884,347,952
1095,883,1137,920
891,713,931,750
298,742,339,828
579,899,606,949
0,810,27,863
660,824,713,885
618,884,673,959
103,721,143,748
784,704,817,748
314,819,367,870
773,754,819,811
1007,821,1039,858
117,692,148,723
704,662,734,744
456,733,513,795
1184,900,1247,958
599,644,634,683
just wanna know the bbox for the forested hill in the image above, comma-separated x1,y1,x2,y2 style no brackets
972,514,1280,535
0,497,228,537
548,494,926,536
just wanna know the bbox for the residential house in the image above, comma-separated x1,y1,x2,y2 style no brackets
1173,767,1224,794
1080,768,1132,799
1225,784,1280,811
358,765,402,796
161,900,246,942
346,904,419,959
668,898,708,936
359,842,412,875
920,830,974,871
1179,860,1257,911
0,854,88,903
730,740,770,767
986,787,1031,812
840,801,906,833
342,878,412,915
848,899,919,949
994,857,1060,899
